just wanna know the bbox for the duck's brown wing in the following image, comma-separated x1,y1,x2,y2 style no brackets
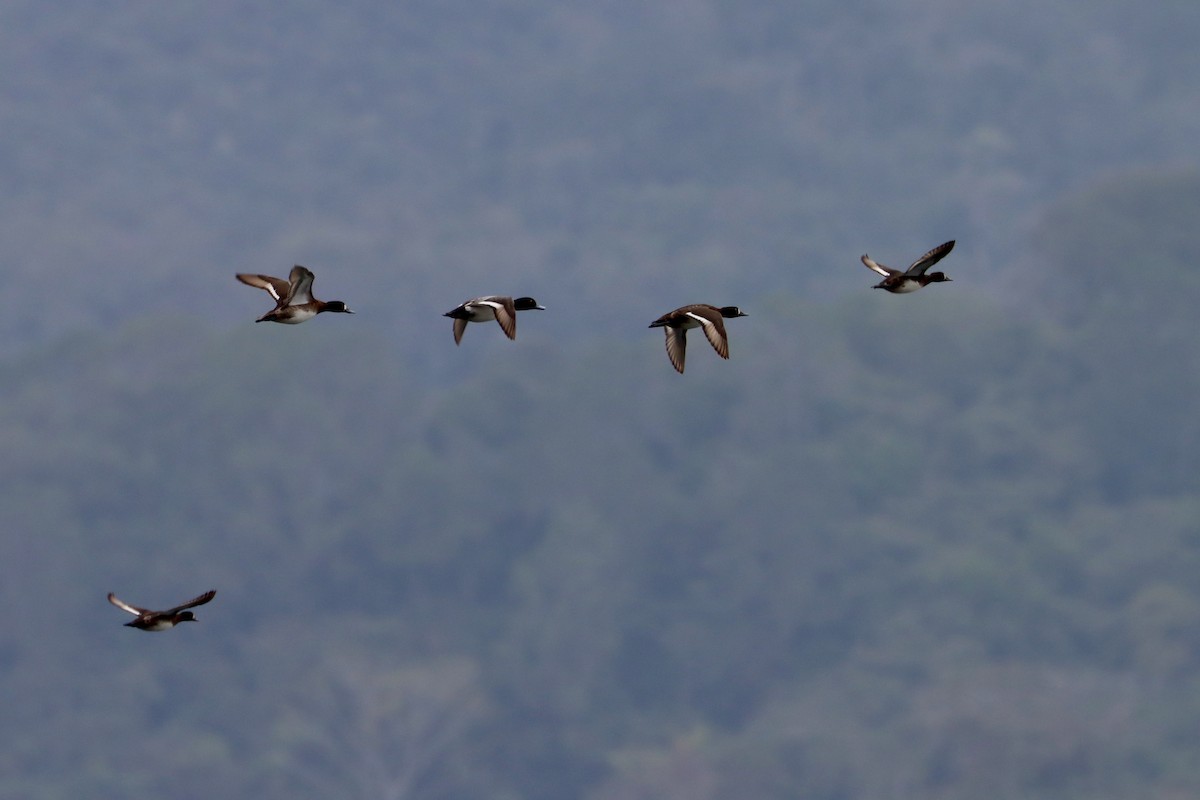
287,266,316,305
166,589,217,615
860,254,898,278
664,326,687,373
107,593,148,617
236,273,291,307
452,317,468,345
686,307,731,359
905,240,955,276
488,297,518,340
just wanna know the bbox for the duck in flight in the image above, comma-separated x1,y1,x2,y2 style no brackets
649,304,748,374
861,240,955,293
107,589,217,631
443,296,545,344
236,265,354,323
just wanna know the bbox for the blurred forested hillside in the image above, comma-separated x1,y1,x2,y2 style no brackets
1,1,1200,799
2,172,1199,798
1,0,1200,346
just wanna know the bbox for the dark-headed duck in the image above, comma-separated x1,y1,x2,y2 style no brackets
649,304,747,374
443,296,545,344
861,240,955,293
108,589,216,631
237,266,354,323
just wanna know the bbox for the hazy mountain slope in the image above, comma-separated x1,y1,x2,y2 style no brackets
1,1,1199,355
1,172,1197,798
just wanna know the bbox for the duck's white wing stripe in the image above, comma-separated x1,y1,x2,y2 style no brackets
688,312,730,359
107,593,144,616
236,274,288,302
860,255,893,278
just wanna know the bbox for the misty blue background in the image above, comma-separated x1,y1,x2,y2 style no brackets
1,2,1199,798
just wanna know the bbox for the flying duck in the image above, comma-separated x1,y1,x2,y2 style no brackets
107,589,217,631
236,265,354,323
861,240,955,293
443,296,545,344
649,304,748,374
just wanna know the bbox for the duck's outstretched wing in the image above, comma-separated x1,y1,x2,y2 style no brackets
107,593,147,616
287,266,316,305
905,240,955,276
860,254,898,278
236,273,291,306
664,327,687,373
166,590,217,615
687,308,731,359
493,297,518,340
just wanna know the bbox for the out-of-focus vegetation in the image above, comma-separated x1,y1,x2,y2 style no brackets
1,172,1198,798
3,0,1200,797
0,0,1199,348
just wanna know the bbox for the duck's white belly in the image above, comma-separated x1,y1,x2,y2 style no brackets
891,280,922,294
280,306,319,323
468,307,497,322
142,620,175,631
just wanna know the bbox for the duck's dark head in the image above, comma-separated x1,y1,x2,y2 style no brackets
514,297,546,311
926,272,951,283
719,306,748,318
322,301,355,314
176,611,198,623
